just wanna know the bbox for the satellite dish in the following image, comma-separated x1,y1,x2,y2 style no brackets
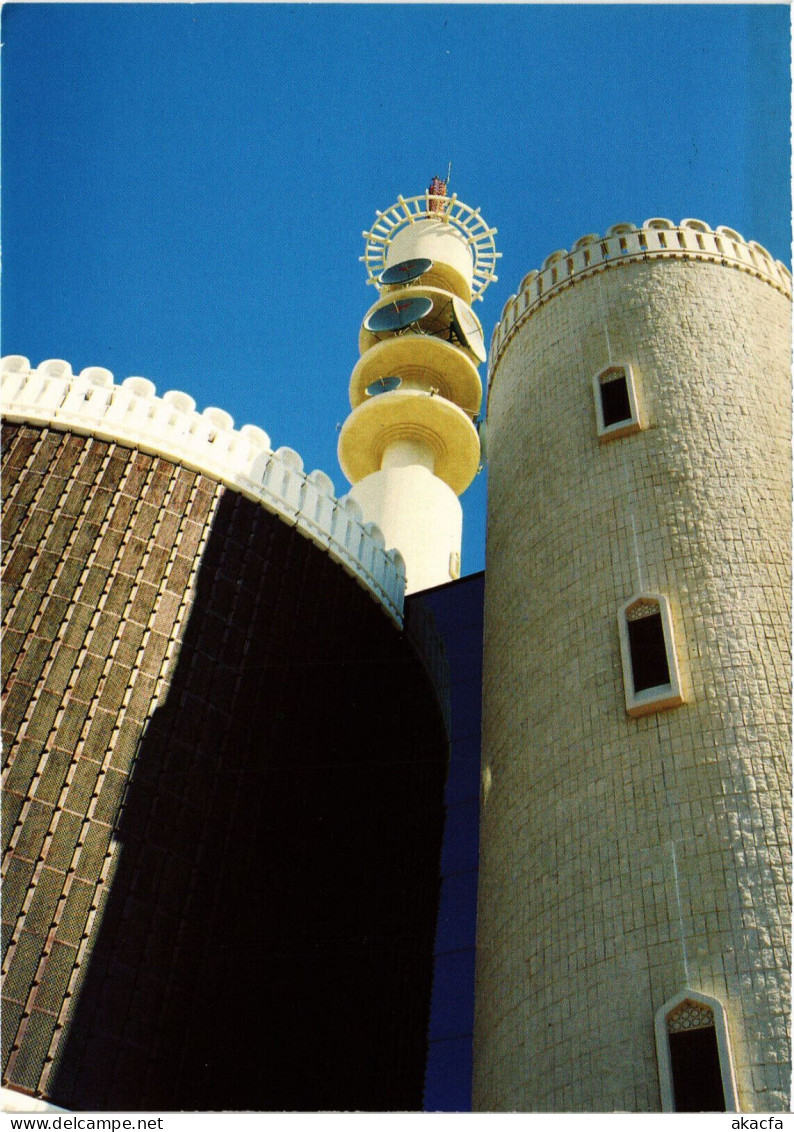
364,296,433,333
378,258,433,286
451,297,487,363
365,376,402,397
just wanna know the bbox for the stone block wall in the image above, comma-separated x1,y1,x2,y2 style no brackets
475,240,791,1111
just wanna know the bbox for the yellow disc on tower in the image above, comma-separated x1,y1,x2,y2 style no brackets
337,389,480,495
348,335,482,415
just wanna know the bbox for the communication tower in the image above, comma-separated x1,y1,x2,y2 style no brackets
338,178,499,593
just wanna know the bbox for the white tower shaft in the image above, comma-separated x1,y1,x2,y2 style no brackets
349,463,462,594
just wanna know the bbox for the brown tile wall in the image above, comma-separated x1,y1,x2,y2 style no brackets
2,423,448,1111
2,424,221,1099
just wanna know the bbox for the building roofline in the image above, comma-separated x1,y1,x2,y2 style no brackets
1,356,407,624
488,218,791,388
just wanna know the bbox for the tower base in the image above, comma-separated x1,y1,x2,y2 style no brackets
349,466,462,594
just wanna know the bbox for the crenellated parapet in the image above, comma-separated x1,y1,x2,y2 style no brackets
488,218,792,382
1,356,407,622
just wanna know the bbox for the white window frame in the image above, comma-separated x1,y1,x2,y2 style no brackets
618,593,684,717
593,363,642,442
654,989,739,1113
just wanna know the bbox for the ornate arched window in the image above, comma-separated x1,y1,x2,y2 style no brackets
618,593,684,716
655,991,738,1112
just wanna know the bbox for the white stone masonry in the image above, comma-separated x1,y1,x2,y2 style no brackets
489,218,792,379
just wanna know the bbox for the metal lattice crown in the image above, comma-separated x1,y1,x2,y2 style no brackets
361,191,500,300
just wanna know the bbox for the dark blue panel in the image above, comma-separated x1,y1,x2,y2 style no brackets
433,869,479,952
442,733,481,804
428,948,478,1039
408,572,484,1113
423,1037,474,1113
440,799,480,875
450,678,483,742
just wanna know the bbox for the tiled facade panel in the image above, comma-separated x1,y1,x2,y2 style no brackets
2,424,448,1112
475,262,791,1111
2,425,219,1101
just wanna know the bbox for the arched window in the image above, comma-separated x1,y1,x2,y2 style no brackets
593,364,641,441
655,991,739,1112
618,594,684,716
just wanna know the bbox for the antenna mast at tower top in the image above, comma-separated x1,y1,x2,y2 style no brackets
427,174,447,214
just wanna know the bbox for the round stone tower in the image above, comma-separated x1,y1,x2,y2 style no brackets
338,179,499,593
474,220,791,1111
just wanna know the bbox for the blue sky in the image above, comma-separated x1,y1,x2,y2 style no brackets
3,3,791,575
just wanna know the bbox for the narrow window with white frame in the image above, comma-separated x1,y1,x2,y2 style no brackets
655,991,739,1112
593,363,641,441
618,593,684,716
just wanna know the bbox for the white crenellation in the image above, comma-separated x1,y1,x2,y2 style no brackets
488,219,792,380
1,357,406,623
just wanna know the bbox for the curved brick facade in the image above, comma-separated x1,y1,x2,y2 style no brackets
2,423,449,1111
475,243,791,1110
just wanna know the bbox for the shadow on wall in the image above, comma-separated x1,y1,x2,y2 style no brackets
45,489,449,1112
